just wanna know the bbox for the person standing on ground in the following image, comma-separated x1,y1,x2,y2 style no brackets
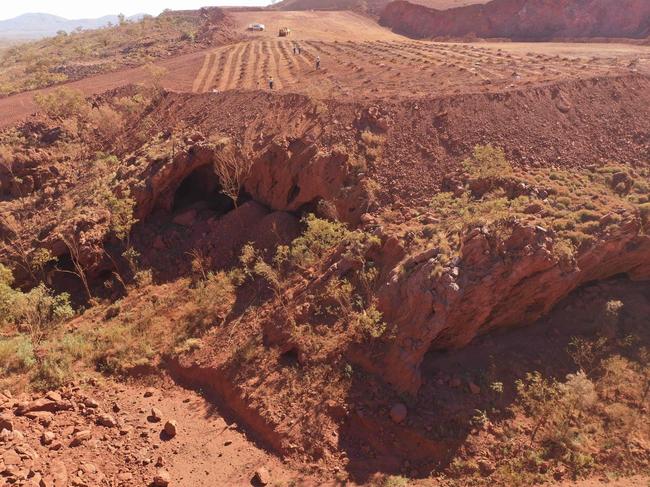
316,56,321,69
269,76,274,90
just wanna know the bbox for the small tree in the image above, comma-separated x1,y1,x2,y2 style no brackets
58,233,92,301
144,63,168,97
210,136,252,208
0,216,55,284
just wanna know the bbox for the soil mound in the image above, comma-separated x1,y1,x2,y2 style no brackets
380,0,650,40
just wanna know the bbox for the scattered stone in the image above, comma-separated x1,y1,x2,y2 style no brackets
24,411,54,426
44,391,62,402
172,208,197,227
117,471,133,482
41,431,56,446
152,469,171,486
163,420,177,438
2,449,21,466
144,388,156,398
96,413,118,428
253,466,271,485
49,441,63,451
149,408,163,423
0,428,12,441
83,398,99,409
80,463,97,474
70,430,92,447
15,398,72,416
0,414,13,432
468,382,481,395
46,461,68,486
390,403,407,424
155,456,164,467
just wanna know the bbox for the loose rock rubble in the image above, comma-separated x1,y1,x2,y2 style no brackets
0,384,180,486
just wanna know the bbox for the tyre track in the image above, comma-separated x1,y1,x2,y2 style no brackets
192,50,216,93
236,43,252,89
205,45,234,92
222,43,246,91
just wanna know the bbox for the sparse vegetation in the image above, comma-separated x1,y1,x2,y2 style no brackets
208,135,253,208
0,27,648,484
0,11,225,95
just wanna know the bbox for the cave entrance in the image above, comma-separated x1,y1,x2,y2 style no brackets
172,164,234,214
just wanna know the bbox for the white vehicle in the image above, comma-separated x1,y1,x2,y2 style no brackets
248,23,265,31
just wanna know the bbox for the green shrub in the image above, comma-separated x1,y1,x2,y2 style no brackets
30,354,72,391
191,271,237,328
352,303,386,339
1,275,74,339
463,144,512,179
639,202,650,232
289,214,350,267
13,284,74,341
0,335,35,373
381,475,409,487
34,87,88,119
90,322,154,375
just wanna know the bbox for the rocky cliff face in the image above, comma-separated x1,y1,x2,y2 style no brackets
380,0,650,40
377,212,650,394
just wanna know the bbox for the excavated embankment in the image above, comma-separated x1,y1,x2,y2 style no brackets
380,0,650,40
1,75,649,463
142,73,650,461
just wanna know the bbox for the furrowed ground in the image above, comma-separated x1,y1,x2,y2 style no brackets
0,10,648,127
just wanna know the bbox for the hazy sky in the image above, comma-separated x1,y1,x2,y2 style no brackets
0,1,270,21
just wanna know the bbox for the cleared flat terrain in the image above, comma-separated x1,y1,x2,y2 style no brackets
191,38,639,99
0,11,649,127
231,10,405,41
478,41,650,65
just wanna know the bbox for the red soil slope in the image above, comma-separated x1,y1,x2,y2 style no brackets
380,0,650,40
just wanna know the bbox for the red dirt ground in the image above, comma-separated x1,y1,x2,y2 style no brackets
1,9,650,487
0,10,647,129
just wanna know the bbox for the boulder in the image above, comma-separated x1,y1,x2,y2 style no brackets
41,431,56,445
149,408,163,423
70,430,92,447
163,420,177,438
97,413,118,428
14,398,72,416
253,467,271,486
0,414,13,432
152,469,171,486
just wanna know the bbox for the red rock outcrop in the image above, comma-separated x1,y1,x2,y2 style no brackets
376,213,650,394
380,0,650,40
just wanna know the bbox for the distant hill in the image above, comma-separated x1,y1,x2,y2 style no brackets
0,13,145,40
270,0,487,16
